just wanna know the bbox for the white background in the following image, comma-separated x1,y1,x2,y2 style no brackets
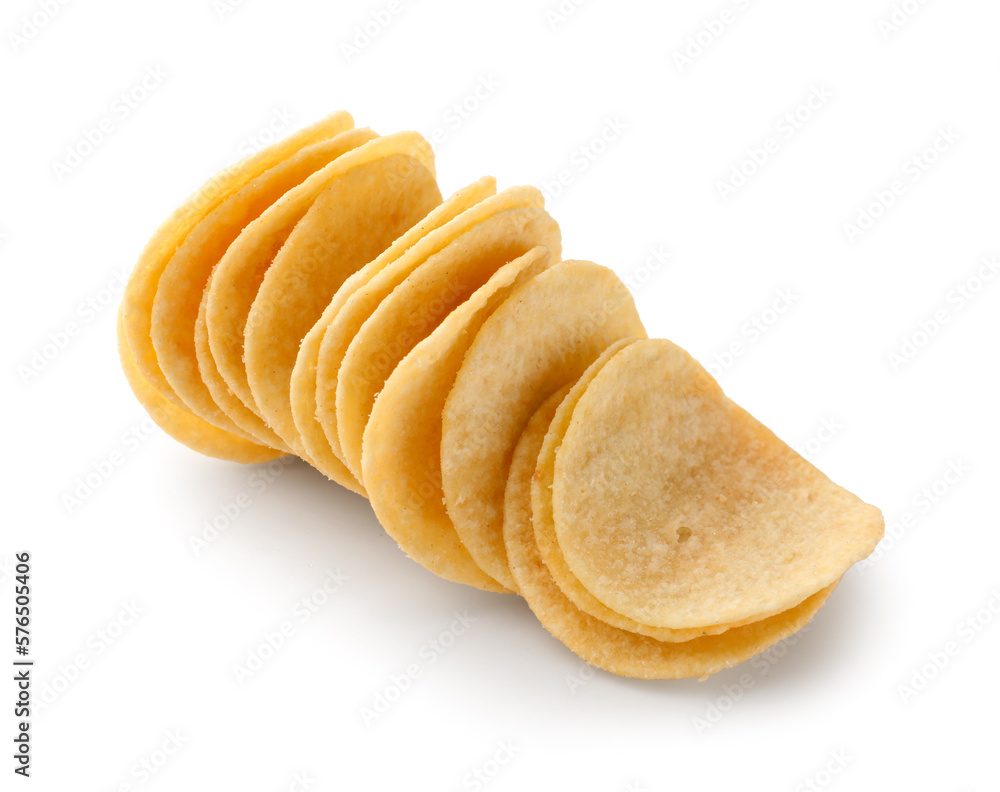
3,0,999,789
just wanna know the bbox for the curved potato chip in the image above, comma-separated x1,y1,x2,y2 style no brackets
196,127,379,448
440,260,646,590
532,341,775,641
118,111,353,462
362,246,555,592
336,201,561,481
553,339,884,629
314,185,544,472
195,286,292,453
117,313,280,464
245,148,441,466
289,177,496,492
121,109,353,403
201,131,432,444
505,387,838,679
151,134,363,442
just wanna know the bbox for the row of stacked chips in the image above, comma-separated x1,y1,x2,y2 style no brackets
119,111,884,679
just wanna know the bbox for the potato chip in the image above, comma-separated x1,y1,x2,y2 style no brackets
505,386,838,679
244,146,441,466
289,177,496,493
195,285,292,453
122,109,352,402
440,260,646,590
200,131,432,446
336,201,561,481
117,314,281,463
362,246,555,592
151,133,368,443
531,340,772,640
314,185,546,472
553,339,885,629
194,127,379,449
119,111,353,461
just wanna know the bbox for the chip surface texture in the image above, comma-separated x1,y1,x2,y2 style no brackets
552,338,885,629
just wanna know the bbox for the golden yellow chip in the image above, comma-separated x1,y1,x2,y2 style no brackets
150,134,361,443
440,260,646,590
314,185,545,472
244,147,441,466
336,202,561,482
362,246,555,592
118,110,353,461
117,314,280,463
288,177,496,493
531,340,725,639
197,127,379,449
531,340,779,640
505,386,838,679
122,109,352,402
194,285,291,453
553,339,885,629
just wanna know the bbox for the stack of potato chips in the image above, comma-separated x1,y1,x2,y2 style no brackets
119,111,883,679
